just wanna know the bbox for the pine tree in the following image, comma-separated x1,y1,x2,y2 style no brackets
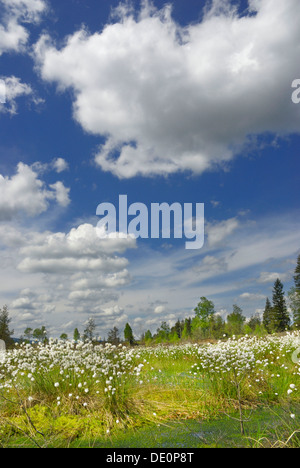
0,305,14,347
272,279,290,332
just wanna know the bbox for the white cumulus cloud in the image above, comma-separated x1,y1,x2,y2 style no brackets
3,222,136,335
17,223,136,274
0,0,47,55
52,157,69,173
0,162,70,221
34,0,300,178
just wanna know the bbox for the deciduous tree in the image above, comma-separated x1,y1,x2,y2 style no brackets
194,297,215,332
226,304,246,336
83,318,96,342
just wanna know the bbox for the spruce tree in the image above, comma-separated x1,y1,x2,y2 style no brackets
294,254,300,292
272,279,290,332
173,319,183,339
263,298,273,333
289,254,300,329
124,323,134,345
73,327,81,342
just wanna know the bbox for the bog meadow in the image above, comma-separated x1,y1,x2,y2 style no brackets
1,0,300,451
0,260,299,449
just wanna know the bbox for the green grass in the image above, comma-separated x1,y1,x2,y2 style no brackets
1,335,299,448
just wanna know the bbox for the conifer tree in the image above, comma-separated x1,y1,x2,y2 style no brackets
288,254,300,329
124,322,135,345
272,279,290,332
0,305,14,347
294,254,300,292
73,327,81,342
263,298,273,333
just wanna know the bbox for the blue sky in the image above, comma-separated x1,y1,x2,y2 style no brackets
0,0,299,339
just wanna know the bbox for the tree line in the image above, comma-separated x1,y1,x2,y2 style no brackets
142,254,300,344
0,253,299,347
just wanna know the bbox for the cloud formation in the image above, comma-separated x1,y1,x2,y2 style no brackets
207,217,240,248
258,272,288,284
52,157,69,173
0,1,47,113
2,222,136,336
0,162,70,221
0,0,47,55
34,0,300,178
17,223,136,274
0,76,33,115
